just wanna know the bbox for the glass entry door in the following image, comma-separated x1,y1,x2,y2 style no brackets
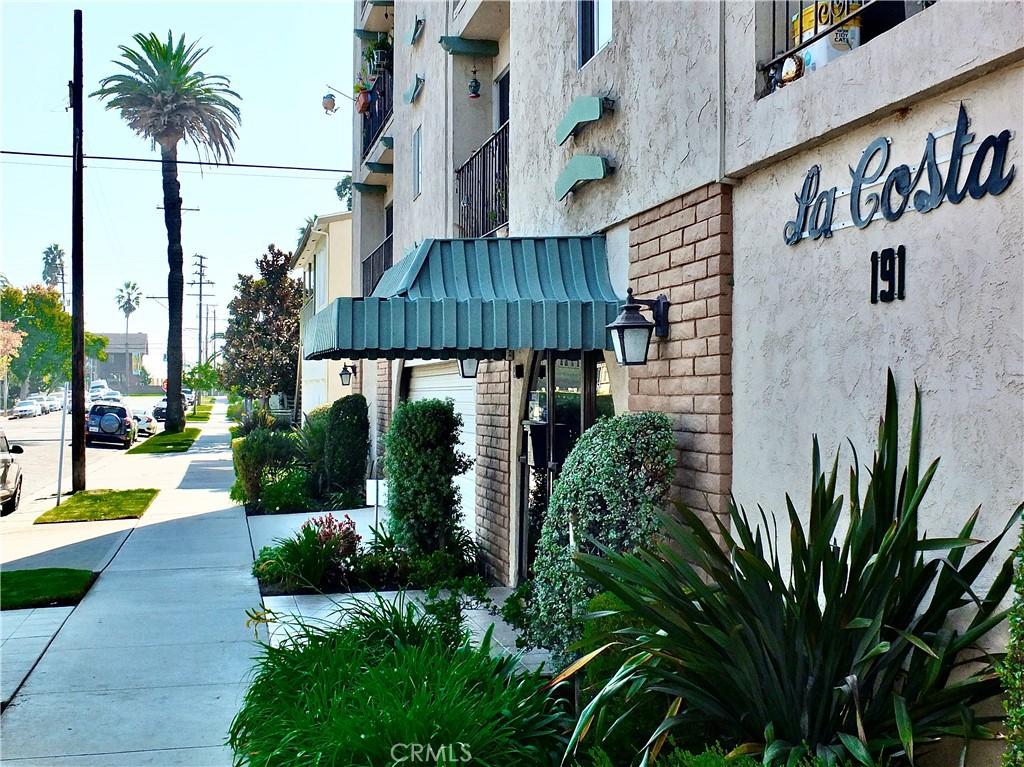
518,350,614,580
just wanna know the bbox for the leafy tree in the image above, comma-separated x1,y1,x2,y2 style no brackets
220,244,303,403
93,32,241,433
115,281,141,386
41,244,66,297
0,320,26,406
183,360,219,410
137,365,151,387
335,175,352,210
1,285,107,396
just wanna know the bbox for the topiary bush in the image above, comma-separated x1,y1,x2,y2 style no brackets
324,394,369,509
384,398,472,554
524,411,675,660
230,428,296,512
1004,530,1024,767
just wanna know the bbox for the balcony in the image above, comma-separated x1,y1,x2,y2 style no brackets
454,122,509,239
361,69,394,160
362,234,393,296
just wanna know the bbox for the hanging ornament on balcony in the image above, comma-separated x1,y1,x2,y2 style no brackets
468,68,481,100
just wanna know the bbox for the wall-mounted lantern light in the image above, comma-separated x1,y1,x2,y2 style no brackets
458,358,480,378
606,288,670,366
339,364,357,386
468,68,481,99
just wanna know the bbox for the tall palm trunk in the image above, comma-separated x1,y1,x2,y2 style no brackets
124,312,130,390
161,142,185,433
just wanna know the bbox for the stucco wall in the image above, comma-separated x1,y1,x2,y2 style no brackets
507,0,719,236
732,66,1024,591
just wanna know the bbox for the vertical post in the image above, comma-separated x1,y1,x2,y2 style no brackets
71,8,86,492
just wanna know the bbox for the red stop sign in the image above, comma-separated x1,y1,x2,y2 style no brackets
162,379,168,392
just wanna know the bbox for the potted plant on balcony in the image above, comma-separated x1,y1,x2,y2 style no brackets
364,34,393,76
354,67,375,114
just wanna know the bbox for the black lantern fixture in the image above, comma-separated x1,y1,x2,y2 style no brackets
339,364,357,386
458,358,480,378
606,288,670,366
468,68,481,100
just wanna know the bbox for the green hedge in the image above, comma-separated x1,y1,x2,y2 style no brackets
324,395,369,508
230,428,296,511
1005,530,1024,766
525,411,676,660
384,398,472,554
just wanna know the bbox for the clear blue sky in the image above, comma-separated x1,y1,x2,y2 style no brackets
1,1,354,379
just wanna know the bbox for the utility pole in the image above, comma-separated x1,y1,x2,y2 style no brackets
188,254,213,365
70,9,86,492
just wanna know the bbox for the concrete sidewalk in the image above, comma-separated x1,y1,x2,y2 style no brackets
0,400,260,766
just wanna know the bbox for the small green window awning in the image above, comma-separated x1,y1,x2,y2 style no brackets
304,236,622,361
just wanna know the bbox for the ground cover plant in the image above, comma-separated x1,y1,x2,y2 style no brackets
566,373,1022,766
253,513,360,592
0,568,95,610
229,595,569,767
127,427,201,454
524,411,675,660
35,488,159,523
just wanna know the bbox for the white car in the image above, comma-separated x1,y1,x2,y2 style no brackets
132,409,158,435
46,395,64,412
27,394,51,413
11,400,42,419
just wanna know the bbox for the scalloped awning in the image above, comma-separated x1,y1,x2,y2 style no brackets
304,236,622,361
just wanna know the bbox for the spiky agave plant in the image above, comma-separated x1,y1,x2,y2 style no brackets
564,371,1021,766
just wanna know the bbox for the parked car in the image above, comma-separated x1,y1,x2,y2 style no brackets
0,430,24,515
181,388,196,407
152,395,187,422
11,400,42,419
46,395,64,412
132,409,158,436
89,379,108,393
27,393,52,413
85,403,138,449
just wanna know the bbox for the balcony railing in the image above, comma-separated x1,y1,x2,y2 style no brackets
455,122,509,239
362,234,393,296
361,69,394,159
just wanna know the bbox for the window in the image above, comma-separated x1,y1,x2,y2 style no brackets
412,125,422,199
578,0,612,67
760,0,937,95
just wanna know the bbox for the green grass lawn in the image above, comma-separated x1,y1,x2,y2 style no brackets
0,568,96,610
35,488,160,524
128,427,201,455
187,412,211,422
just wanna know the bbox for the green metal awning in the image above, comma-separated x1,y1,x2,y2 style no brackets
304,236,622,361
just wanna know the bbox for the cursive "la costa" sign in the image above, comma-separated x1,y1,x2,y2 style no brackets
784,102,1015,246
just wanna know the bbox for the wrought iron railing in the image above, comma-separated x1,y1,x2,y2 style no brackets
454,122,509,239
361,69,394,159
362,234,393,296
760,0,937,93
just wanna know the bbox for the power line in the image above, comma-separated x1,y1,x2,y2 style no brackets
0,150,350,174
1,158,345,182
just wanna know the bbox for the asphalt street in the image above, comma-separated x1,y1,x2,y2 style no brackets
1,395,164,510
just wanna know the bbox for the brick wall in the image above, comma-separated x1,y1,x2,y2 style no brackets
376,360,392,455
475,360,512,583
628,183,733,520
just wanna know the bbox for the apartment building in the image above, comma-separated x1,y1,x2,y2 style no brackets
306,0,1023,610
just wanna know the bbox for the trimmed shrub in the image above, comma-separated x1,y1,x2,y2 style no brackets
384,398,472,554
230,428,296,511
1005,530,1024,767
229,616,569,767
259,467,313,514
324,394,369,508
525,411,675,660
294,405,332,498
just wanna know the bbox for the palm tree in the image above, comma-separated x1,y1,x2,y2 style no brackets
41,244,66,301
92,32,240,432
115,281,141,389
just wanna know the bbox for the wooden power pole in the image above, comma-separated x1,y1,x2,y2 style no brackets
70,9,86,491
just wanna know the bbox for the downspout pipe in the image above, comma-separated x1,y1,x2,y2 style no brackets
717,0,739,186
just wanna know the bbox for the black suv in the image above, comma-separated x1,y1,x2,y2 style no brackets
152,394,187,422
86,403,138,449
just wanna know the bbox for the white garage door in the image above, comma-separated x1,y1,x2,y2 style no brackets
406,362,477,535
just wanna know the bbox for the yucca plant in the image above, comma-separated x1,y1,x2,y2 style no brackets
565,372,1021,766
